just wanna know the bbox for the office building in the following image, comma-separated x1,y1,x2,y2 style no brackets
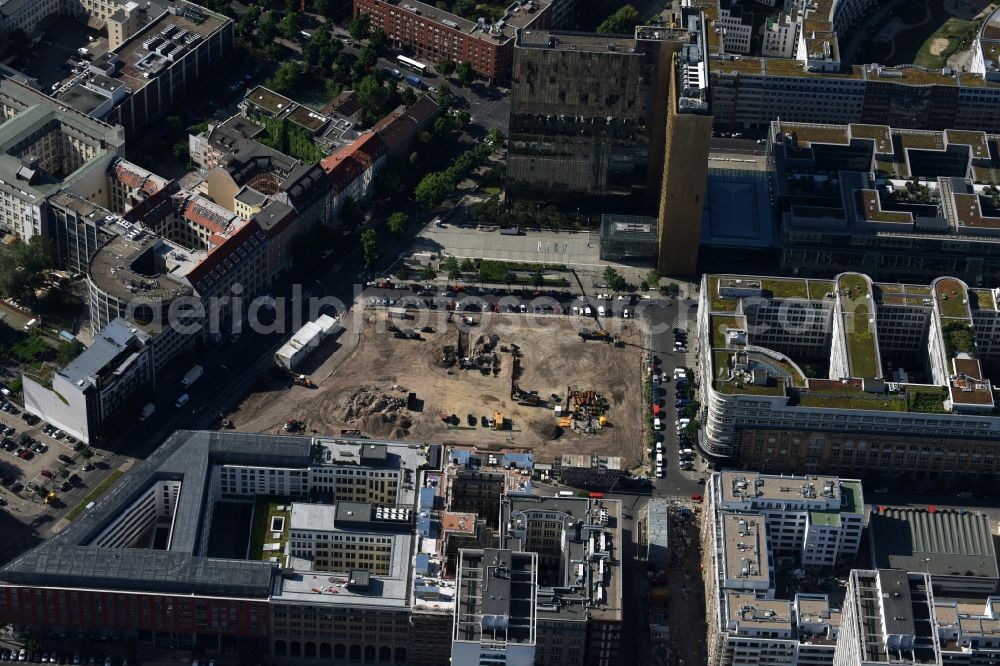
768,120,1000,284
868,506,999,596
0,431,452,664
971,6,1000,83
509,20,711,273
452,548,538,666
353,0,560,83
56,1,235,134
0,78,124,241
703,470,862,666
709,470,864,567
643,498,670,570
697,273,1000,476
501,494,623,666
21,318,152,444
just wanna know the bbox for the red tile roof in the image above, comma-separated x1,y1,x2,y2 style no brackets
320,132,387,193
186,219,266,290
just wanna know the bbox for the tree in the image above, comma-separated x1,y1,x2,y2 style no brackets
596,4,640,34
435,83,453,110
358,45,378,69
340,197,364,227
401,87,417,107
0,236,54,304
357,75,388,123
236,5,260,40
387,212,409,234
455,61,474,85
437,59,455,76
646,270,660,288
258,10,279,46
532,270,544,287
172,142,189,161
602,266,626,292
460,257,476,272
640,280,649,292
487,127,504,149
313,0,337,16
443,256,461,280
369,27,387,52
280,9,302,41
349,13,371,41
361,229,379,267
420,265,437,280
268,61,305,94
415,171,455,208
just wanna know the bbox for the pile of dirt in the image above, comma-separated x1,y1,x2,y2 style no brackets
334,385,413,438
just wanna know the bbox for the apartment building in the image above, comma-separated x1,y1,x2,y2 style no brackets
55,1,235,134
0,432,448,664
714,0,752,54
762,11,799,59
501,495,623,666
0,0,60,40
703,470,862,665
768,120,1000,284
452,548,537,666
0,78,124,241
698,273,1000,478
353,0,558,82
509,19,712,273
21,317,152,444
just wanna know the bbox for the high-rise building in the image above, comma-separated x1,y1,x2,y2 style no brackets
507,18,712,273
697,272,1000,475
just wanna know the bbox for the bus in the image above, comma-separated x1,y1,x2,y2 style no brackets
396,55,426,74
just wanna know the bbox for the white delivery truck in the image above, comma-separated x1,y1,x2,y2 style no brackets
181,365,203,388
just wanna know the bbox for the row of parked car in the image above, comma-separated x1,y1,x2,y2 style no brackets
0,650,131,664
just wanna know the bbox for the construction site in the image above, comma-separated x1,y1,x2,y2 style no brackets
225,309,647,465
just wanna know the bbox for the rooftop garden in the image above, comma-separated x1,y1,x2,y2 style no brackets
874,159,897,175
859,190,912,223
806,280,835,300
797,391,906,412
984,185,1000,209
898,131,945,151
784,124,850,146
906,386,949,413
714,378,787,396
249,497,291,562
971,288,998,311
838,273,880,378
934,278,970,319
890,181,936,205
941,321,977,358
945,129,990,158
712,315,745,349
850,124,893,152
709,277,738,312
762,278,809,300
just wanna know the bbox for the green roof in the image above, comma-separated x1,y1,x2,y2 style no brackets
809,510,842,527
840,480,862,514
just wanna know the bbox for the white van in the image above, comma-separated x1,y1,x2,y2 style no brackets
655,440,663,453
622,308,630,318
653,417,662,430
656,464,664,478
655,452,663,465
678,448,695,458
175,393,190,408
597,305,606,317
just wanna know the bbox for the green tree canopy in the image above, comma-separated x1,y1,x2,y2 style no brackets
0,237,54,304
361,229,379,267
415,172,455,209
268,61,305,94
387,212,409,234
437,59,455,76
357,75,388,123
596,4,640,34
455,61,474,85
349,13,371,41
602,266,626,292
280,9,302,40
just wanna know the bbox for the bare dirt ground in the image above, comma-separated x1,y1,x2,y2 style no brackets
227,312,647,467
930,37,951,55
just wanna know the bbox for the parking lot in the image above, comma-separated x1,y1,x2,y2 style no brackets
0,401,97,513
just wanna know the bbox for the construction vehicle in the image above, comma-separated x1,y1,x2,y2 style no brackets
292,374,315,388
493,410,505,430
578,329,610,342
511,383,542,405
284,419,305,432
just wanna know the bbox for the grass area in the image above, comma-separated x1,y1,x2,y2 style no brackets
971,289,997,310
806,280,835,300
914,16,980,70
762,279,809,300
838,273,870,310
846,325,879,378
936,279,970,318
248,497,291,562
942,321,977,357
66,470,124,521
907,386,948,413
798,392,906,412
711,315,745,348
